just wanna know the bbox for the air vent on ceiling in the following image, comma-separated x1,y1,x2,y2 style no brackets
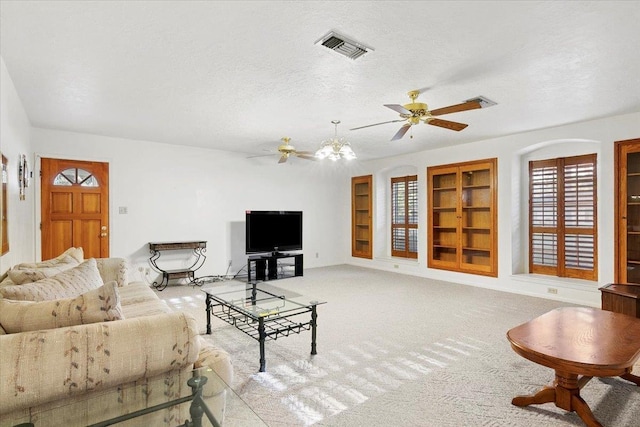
315,31,373,60
465,96,498,108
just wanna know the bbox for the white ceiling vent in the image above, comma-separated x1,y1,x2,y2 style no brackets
315,31,373,60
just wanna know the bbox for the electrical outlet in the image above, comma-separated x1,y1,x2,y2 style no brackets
547,287,558,294
394,264,399,269
315,252,319,258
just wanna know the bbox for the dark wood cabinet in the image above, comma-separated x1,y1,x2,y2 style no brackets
600,283,640,318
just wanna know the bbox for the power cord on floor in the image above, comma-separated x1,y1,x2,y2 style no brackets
140,261,249,288
192,262,249,285
232,264,248,280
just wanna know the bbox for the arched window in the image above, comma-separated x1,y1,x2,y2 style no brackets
53,168,99,187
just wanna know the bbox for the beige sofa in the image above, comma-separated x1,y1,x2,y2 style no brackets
0,255,232,426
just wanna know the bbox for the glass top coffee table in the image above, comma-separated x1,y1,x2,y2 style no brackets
203,282,326,372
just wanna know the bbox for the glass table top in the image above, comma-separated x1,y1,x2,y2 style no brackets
202,282,326,319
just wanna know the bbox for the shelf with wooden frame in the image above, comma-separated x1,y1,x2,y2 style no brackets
615,138,640,284
352,174,373,259
428,158,498,276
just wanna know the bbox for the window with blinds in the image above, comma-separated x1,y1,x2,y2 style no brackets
391,175,418,258
529,154,597,280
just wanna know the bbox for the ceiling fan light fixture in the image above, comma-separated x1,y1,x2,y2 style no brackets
338,142,356,160
315,120,357,161
315,141,335,160
353,90,494,141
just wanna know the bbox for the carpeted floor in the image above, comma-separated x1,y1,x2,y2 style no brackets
158,265,640,426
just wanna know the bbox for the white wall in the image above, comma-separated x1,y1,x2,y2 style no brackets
350,112,640,307
4,46,640,307
0,57,34,272
30,128,351,281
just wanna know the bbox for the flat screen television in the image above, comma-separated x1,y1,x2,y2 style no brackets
245,210,303,254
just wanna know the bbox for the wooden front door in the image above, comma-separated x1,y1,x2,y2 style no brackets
41,158,109,260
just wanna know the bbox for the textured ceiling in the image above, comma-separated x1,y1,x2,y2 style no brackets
1,1,640,160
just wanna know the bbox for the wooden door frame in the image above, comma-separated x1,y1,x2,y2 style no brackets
35,154,111,261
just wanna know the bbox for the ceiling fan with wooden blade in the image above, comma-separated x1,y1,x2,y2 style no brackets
248,137,316,164
277,137,317,163
351,90,495,141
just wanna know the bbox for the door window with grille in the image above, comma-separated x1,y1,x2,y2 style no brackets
529,154,597,280
392,175,418,258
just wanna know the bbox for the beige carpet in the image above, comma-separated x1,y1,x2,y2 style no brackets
158,265,640,427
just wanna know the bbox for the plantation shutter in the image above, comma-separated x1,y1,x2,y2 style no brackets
392,175,418,258
530,160,559,275
529,154,597,280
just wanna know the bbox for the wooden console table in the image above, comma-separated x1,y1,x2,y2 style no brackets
149,241,206,291
507,307,640,427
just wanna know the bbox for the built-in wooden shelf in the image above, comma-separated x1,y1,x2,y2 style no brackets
352,175,373,259
428,158,497,276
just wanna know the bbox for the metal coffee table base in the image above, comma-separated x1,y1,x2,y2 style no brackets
205,292,320,372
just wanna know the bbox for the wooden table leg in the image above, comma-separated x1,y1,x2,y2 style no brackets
512,372,603,427
571,394,602,427
621,371,640,386
512,385,555,406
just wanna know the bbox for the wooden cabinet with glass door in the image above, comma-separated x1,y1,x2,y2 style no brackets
429,165,459,270
428,158,497,276
615,138,640,283
352,175,373,258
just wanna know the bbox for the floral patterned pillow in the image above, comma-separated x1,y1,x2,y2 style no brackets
0,281,124,334
8,255,79,285
0,258,103,301
13,247,84,269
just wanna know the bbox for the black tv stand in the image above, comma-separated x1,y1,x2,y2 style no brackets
247,252,303,283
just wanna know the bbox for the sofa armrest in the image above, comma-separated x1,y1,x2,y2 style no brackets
95,257,128,287
195,335,234,386
0,312,200,415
